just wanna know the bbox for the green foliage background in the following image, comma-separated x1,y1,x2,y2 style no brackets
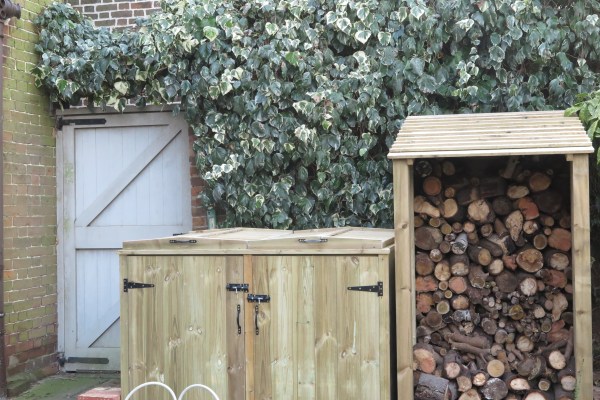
33,0,600,229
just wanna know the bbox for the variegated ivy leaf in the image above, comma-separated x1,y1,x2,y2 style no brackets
354,30,371,44
203,26,219,41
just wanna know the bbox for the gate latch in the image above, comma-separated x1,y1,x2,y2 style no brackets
347,281,383,296
123,279,155,292
226,283,249,293
247,294,270,336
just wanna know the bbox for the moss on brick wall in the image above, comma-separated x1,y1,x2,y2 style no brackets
3,0,58,384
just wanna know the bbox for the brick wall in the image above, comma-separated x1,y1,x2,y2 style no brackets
2,0,59,393
189,135,207,229
68,0,160,28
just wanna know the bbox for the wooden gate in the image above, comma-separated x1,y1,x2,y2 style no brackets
58,112,192,371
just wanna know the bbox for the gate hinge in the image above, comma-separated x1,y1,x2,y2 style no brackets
226,283,249,293
57,117,107,130
347,281,383,296
123,279,155,292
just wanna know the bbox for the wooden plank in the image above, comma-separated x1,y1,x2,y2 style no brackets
78,302,119,348
358,255,380,400
244,254,255,400
118,248,393,256
267,256,295,399
75,226,188,248
226,256,246,400
252,256,273,399
402,118,582,127
403,110,564,120
399,127,585,135
394,132,588,141
388,147,594,159
391,140,592,151
61,124,78,366
177,256,229,399
393,160,415,397
296,256,316,399
126,255,174,399
75,126,180,228
119,255,130,397
570,154,593,400
379,252,393,400
314,256,338,399
337,256,361,398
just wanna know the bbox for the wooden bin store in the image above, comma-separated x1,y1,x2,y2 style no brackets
388,111,593,400
119,227,396,399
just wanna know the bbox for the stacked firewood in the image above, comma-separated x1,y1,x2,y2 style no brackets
412,157,575,400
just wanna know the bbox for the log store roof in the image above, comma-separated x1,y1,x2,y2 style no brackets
387,110,593,159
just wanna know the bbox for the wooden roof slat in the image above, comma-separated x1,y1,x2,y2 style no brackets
391,147,593,158
402,110,564,120
388,111,593,159
402,122,580,132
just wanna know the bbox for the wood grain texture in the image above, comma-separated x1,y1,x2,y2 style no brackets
337,255,361,399
122,255,242,400
119,255,130,396
570,154,593,400
296,256,316,399
226,256,246,400
315,256,338,399
388,111,592,160
120,230,395,399
393,159,415,396
244,254,255,400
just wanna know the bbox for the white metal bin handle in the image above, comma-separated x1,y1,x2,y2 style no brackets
124,382,177,400
178,384,220,400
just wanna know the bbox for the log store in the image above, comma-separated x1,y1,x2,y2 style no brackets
388,111,594,400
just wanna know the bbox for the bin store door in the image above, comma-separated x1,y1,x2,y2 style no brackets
121,255,245,400
250,255,390,400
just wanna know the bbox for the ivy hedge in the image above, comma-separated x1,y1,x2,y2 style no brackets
33,0,600,229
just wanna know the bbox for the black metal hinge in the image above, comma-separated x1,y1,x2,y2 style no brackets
347,281,383,296
123,279,155,292
57,117,107,130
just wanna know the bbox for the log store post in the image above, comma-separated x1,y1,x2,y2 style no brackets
388,111,594,400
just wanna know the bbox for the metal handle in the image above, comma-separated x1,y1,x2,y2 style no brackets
236,304,241,335
254,305,259,335
298,238,328,244
169,239,197,244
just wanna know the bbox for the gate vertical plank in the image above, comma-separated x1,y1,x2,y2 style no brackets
269,256,294,399
127,255,174,399
244,254,255,400
358,256,380,400
570,154,593,399
314,256,338,399
226,256,246,400
296,256,316,399
119,255,130,397
252,256,273,399
337,256,360,398
164,256,181,399
177,256,228,399
379,253,393,400
393,159,415,398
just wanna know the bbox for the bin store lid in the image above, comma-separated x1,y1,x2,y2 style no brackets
387,110,593,159
121,227,394,252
